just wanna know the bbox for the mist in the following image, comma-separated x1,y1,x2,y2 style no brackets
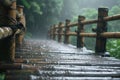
59,0,118,20
19,0,120,39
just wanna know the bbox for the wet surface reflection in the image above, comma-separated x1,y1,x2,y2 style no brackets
11,39,120,80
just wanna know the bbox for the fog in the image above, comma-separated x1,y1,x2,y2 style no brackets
59,0,118,21
23,0,119,39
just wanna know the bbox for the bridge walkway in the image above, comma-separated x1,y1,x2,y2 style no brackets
4,39,120,80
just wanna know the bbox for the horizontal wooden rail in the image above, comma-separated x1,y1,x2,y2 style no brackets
55,32,120,38
0,27,13,39
54,14,120,29
0,27,23,39
48,7,120,55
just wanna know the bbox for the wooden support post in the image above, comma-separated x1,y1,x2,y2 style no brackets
77,16,85,48
0,0,16,62
52,25,56,40
51,26,54,40
47,30,50,39
53,25,56,40
64,19,70,44
16,5,25,46
58,22,63,42
49,26,52,39
95,8,108,54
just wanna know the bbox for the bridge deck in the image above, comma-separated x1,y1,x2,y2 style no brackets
4,40,120,80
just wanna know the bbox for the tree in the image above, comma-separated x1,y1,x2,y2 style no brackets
17,0,64,38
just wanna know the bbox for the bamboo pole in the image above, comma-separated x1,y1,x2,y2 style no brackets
52,25,56,40
95,8,108,54
64,19,71,44
67,32,120,38
0,27,13,39
53,14,120,29
101,32,120,38
77,16,85,48
5,75,30,80
0,0,16,62
16,5,25,46
0,63,38,71
49,26,53,39
58,22,63,42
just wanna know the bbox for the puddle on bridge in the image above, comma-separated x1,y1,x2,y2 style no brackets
7,39,120,80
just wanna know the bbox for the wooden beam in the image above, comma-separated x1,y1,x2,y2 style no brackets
0,1,16,62
16,5,25,46
101,32,120,38
104,14,120,21
67,32,77,36
58,22,63,42
95,8,108,53
64,19,71,44
0,27,13,39
67,32,120,38
77,16,85,48
53,14,120,29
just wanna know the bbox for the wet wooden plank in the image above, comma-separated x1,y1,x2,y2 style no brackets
5,75,30,80
38,71,120,77
4,40,120,80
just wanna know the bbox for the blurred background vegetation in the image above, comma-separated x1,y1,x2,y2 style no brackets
17,0,120,59
0,74,5,80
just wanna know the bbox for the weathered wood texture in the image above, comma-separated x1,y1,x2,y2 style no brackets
0,1,16,62
64,19,71,44
58,22,63,42
0,0,26,62
77,16,85,48
95,8,108,54
16,5,25,45
4,40,120,80
49,7,120,54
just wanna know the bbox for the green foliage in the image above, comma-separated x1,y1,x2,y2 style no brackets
25,32,32,39
106,4,120,59
21,0,31,9
108,6,120,32
17,0,64,37
107,40,120,59
30,2,43,15
0,74,5,80
17,0,120,59
109,6,120,15
81,8,97,19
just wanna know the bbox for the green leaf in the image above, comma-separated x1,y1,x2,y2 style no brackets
21,0,31,9
30,2,43,15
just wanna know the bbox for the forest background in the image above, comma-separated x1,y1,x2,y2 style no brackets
17,0,120,59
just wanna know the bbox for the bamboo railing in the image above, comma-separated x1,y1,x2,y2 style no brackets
48,8,120,55
0,0,26,62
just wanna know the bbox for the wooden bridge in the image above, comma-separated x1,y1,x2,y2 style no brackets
0,0,120,80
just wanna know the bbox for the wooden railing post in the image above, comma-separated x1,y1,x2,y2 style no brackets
0,0,16,62
49,26,52,39
52,25,56,40
95,8,108,54
51,26,54,39
64,19,70,44
16,5,25,46
77,16,85,48
58,22,63,42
